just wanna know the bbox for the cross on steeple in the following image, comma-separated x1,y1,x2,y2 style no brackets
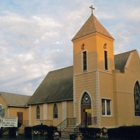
89,5,95,15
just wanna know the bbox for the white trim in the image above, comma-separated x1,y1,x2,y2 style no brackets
95,70,101,127
79,94,82,124
62,101,67,121
29,106,31,125
73,76,76,118
43,104,48,120
114,91,132,94
101,98,112,117
74,69,112,76
8,108,9,118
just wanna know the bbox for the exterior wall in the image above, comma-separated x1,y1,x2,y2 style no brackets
99,71,115,127
8,108,25,118
0,95,8,117
47,102,62,126
114,51,140,126
73,32,114,127
8,107,28,123
28,101,73,127
73,34,97,125
0,95,29,124
67,101,73,118
30,104,44,126
73,34,97,74
43,104,48,120
96,33,114,72
74,71,97,125
62,101,67,121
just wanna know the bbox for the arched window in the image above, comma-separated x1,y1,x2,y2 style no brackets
0,104,4,118
53,104,58,118
36,105,40,119
81,92,91,105
0,105,2,110
134,81,140,116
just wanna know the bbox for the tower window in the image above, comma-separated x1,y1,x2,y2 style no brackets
83,51,87,71
104,51,108,70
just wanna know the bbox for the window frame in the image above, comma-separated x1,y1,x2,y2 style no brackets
81,92,91,105
53,104,58,119
134,81,140,117
36,105,40,119
83,51,87,71
0,104,4,118
102,99,112,116
104,50,108,70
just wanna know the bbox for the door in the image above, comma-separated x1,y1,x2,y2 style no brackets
17,112,23,125
81,105,91,125
81,92,91,125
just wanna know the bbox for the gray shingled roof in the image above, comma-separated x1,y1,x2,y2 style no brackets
72,14,113,41
0,92,31,107
28,50,135,105
114,50,135,72
27,66,73,105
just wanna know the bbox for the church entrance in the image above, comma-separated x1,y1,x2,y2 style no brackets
81,92,91,125
17,112,23,125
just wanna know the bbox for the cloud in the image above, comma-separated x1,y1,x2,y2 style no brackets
0,0,139,95
0,11,64,94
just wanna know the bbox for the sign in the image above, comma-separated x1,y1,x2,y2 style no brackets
0,118,18,128
85,109,91,114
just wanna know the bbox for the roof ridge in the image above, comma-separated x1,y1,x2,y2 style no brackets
49,65,73,73
115,50,136,56
0,91,31,96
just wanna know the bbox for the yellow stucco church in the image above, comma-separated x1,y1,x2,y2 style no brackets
0,6,140,134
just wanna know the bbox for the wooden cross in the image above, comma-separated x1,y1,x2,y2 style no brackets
89,5,95,14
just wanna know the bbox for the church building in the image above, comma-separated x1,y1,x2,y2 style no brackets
27,6,140,129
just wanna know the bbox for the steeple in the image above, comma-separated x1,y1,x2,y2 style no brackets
72,7,113,41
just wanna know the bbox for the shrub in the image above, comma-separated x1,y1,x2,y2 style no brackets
9,127,17,138
108,126,140,139
24,126,32,139
79,127,101,138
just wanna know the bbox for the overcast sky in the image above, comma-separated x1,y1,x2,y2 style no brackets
0,0,140,95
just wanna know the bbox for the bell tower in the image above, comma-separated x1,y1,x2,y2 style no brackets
72,5,114,126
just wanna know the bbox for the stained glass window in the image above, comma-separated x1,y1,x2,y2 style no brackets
134,82,140,116
53,104,58,118
36,105,40,119
0,105,4,118
81,92,91,105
